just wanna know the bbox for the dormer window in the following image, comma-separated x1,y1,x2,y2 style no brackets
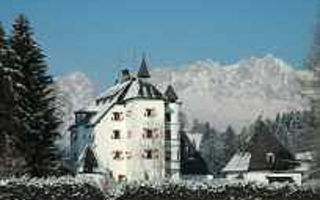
75,112,87,124
266,152,275,164
112,130,120,139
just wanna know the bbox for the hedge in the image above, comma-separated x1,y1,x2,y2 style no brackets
0,176,105,200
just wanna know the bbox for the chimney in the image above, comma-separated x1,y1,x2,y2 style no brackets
118,69,131,83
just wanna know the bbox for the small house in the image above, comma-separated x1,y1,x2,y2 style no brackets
223,130,302,185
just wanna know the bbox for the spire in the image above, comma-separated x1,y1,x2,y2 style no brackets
165,85,178,102
137,56,151,78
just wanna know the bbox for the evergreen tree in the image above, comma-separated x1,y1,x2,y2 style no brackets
238,127,248,151
199,122,225,176
222,125,237,161
10,15,61,176
0,22,27,175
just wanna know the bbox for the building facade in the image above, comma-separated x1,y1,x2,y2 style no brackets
69,58,181,182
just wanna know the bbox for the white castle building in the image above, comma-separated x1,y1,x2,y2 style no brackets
69,58,181,182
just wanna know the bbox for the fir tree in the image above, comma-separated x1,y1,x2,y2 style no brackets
199,122,225,176
10,15,61,176
222,125,237,160
0,22,26,174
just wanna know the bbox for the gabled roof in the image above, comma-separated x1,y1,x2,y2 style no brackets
165,85,178,102
248,131,296,171
137,57,151,78
85,77,163,126
222,152,251,172
223,131,297,173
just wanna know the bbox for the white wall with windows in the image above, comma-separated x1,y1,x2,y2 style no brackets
93,99,167,182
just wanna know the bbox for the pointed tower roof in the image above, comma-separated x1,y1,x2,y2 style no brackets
165,85,178,102
137,57,151,78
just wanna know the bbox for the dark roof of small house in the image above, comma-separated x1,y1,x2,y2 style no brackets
137,57,151,78
248,131,296,171
165,85,178,102
223,131,297,172
180,132,209,175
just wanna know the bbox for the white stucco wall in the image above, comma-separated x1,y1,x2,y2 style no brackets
245,171,302,185
93,99,166,182
226,171,302,185
225,172,242,180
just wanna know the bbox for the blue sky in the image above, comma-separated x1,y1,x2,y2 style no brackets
0,0,319,86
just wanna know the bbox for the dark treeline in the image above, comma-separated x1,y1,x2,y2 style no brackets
0,15,63,177
239,111,314,153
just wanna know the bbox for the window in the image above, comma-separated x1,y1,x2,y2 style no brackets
75,113,87,124
143,149,159,159
113,151,123,160
143,128,155,139
165,151,171,161
165,113,171,122
266,152,275,164
165,130,171,140
118,174,126,182
144,108,155,117
144,149,153,159
112,130,120,139
146,129,153,138
112,112,122,121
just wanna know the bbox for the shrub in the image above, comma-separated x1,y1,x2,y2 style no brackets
113,179,320,200
0,175,105,200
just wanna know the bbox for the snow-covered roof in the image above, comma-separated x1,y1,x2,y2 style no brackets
73,58,180,127
185,132,203,150
222,152,251,172
82,77,164,126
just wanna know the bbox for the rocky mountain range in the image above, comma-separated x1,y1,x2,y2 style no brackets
56,55,311,139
